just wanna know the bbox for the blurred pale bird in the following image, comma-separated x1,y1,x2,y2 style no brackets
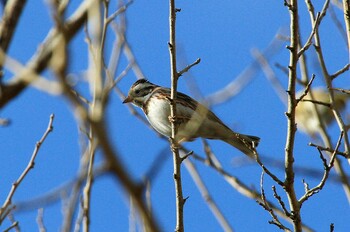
295,88,349,135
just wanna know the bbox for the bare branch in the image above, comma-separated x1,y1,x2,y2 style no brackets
0,114,54,223
295,74,316,104
168,0,185,231
272,186,290,217
297,13,321,57
255,153,285,187
106,0,133,24
0,0,89,108
330,63,350,79
299,132,343,205
3,220,19,232
36,208,46,232
183,157,234,232
188,146,314,232
178,58,201,77
257,172,291,231
309,142,349,158
0,0,27,58
284,0,302,231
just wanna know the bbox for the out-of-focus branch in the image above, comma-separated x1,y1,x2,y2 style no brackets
0,0,90,108
251,48,287,106
3,220,19,232
36,208,46,232
13,164,107,213
0,0,27,61
205,30,285,106
342,0,350,51
0,114,54,224
183,156,234,232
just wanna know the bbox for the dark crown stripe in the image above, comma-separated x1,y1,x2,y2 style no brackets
132,79,150,88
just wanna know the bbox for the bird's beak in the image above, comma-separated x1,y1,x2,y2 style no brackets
123,96,132,104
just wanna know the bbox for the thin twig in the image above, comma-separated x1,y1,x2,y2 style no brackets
178,58,201,77
272,186,290,217
187,146,314,232
309,142,349,158
3,220,19,232
297,12,321,57
299,132,343,205
295,74,316,104
36,208,46,232
251,48,287,106
105,0,133,24
254,152,284,187
205,31,284,106
0,114,54,223
257,172,291,231
330,63,350,79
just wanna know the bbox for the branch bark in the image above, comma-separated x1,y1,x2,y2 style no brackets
168,1,185,232
285,1,302,231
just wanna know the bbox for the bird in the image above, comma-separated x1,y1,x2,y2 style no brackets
123,79,260,158
295,88,349,135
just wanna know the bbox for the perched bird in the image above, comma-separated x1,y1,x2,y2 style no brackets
123,79,260,158
295,88,349,135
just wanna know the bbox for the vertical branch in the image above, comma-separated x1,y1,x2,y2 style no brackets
342,0,350,53
82,2,104,231
168,1,185,232
82,130,97,232
305,0,350,200
285,1,302,231
0,0,27,73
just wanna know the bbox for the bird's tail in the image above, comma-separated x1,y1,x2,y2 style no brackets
223,133,260,158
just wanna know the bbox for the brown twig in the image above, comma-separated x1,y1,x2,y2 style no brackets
330,63,350,79
297,12,321,57
258,172,291,231
299,132,343,205
295,74,316,104
3,220,19,232
255,153,285,187
309,142,349,158
178,58,201,77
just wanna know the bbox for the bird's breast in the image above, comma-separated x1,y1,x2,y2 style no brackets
145,98,172,137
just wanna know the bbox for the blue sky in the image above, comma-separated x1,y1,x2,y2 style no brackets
0,1,349,231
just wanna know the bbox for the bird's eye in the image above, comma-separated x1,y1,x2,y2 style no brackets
135,89,140,95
